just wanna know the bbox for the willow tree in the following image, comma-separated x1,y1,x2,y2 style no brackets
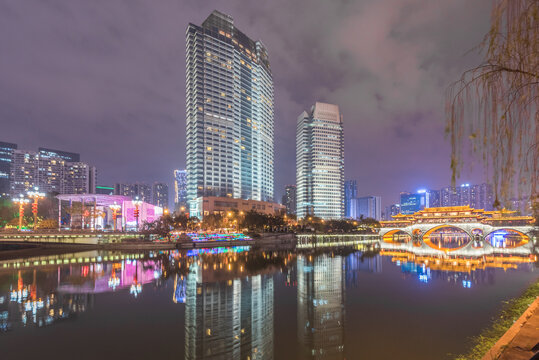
446,0,538,210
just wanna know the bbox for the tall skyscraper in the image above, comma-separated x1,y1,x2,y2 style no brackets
344,180,358,218
186,11,275,214
296,102,344,219
174,169,188,211
282,184,297,215
152,182,169,209
0,141,17,198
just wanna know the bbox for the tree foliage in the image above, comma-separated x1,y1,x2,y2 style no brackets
446,0,538,208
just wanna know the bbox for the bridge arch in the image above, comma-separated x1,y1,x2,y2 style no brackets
382,229,412,244
422,225,473,252
484,229,529,248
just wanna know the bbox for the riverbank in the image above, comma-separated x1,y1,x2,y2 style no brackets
455,279,539,360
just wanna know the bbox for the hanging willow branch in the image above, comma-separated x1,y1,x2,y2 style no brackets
446,0,539,210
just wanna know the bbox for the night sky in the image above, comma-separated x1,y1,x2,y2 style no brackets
0,0,492,206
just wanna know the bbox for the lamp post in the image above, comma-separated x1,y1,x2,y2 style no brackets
133,197,142,232
110,202,121,232
12,194,29,230
27,187,45,231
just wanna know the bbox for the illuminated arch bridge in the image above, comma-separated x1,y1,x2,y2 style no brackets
379,206,536,256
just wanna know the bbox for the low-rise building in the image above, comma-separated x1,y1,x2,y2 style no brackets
190,196,285,219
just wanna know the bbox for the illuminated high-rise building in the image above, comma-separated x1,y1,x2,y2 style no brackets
10,150,38,196
282,184,297,215
152,182,169,209
0,141,17,198
9,146,95,196
296,102,344,219
174,169,188,211
297,254,345,359
344,180,358,218
186,11,275,214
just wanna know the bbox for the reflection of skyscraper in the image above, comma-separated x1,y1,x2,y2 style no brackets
297,254,345,360
185,263,274,360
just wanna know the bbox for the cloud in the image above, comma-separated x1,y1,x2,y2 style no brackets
0,0,492,205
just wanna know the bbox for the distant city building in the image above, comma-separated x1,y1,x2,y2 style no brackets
441,186,458,207
356,196,382,221
114,183,152,203
174,169,188,211
10,150,38,196
152,182,169,209
186,11,275,215
37,150,66,194
400,191,428,215
428,189,441,208
472,183,494,210
38,147,80,163
282,185,297,215
0,141,17,198
296,102,344,219
7,145,95,196
95,185,114,195
190,196,285,219
63,163,96,194
393,183,494,214
344,180,358,218
383,204,401,220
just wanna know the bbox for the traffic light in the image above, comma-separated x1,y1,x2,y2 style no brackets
134,209,139,218
32,203,38,214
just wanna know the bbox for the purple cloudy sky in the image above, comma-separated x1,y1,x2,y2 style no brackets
0,0,492,206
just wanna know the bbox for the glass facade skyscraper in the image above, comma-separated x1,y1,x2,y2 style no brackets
185,11,275,214
296,102,344,219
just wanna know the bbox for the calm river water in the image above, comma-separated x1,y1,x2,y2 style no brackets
0,246,537,359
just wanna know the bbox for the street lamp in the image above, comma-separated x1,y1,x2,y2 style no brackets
110,202,121,232
133,197,142,232
27,187,45,231
12,194,29,230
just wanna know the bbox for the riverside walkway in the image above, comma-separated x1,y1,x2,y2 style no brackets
483,297,539,360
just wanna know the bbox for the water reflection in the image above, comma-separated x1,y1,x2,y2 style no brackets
297,254,344,360
184,262,274,360
0,242,537,359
